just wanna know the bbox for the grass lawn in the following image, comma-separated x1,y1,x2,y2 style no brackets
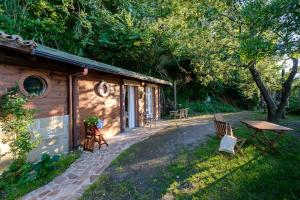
82,113,300,200
0,151,81,200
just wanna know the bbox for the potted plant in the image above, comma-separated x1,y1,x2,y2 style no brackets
84,116,99,128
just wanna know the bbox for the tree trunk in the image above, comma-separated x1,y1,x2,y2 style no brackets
248,61,277,121
281,69,286,119
248,58,299,122
276,58,298,116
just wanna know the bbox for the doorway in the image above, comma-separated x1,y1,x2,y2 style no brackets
125,85,137,128
146,87,154,117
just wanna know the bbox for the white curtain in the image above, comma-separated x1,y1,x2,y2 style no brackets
146,87,153,117
128,86,136,128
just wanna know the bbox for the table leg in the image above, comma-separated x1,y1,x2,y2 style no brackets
262,132,284,154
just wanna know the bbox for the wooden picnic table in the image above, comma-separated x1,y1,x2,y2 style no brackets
241,120,293,154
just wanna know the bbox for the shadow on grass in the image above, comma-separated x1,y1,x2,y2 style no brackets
81,113,300,200
161,136,300,200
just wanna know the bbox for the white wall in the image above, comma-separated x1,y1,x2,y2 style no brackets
0,115,69,173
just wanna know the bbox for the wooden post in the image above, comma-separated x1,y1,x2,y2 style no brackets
120,80,125,132
68,75,73,151
174,81,177,110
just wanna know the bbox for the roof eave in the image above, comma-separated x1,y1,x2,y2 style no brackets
32,46,172,86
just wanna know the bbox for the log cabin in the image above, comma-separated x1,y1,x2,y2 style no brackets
0,31,171,170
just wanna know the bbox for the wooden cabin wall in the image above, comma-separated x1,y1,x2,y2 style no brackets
0,64,68,118
76,75,121,145
0,64,69,171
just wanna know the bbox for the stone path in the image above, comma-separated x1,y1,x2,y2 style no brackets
22,112,250,200
22,120,178,200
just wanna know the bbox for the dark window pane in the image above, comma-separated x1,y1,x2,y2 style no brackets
23,76,47,96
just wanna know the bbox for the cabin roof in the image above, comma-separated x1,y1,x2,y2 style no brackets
0,31,172,86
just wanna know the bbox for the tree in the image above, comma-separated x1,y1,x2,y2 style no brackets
175,0,300,121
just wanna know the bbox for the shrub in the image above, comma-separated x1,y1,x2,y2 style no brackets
0,86,39,161
0,151,81,200
1,153,60,186
180,100,239,114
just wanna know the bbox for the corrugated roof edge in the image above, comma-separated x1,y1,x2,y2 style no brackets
33,45,172,86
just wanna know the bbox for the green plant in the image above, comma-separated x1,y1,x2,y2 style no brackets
0,86,39,161
0,151,81,200
180,100,239,115
1,159,34,184
1,153,60,185
84,116,99,127
33,154,60,178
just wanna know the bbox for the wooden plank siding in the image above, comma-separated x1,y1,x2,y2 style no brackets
0,63,162,149
0,64,68,118
76,75,121,145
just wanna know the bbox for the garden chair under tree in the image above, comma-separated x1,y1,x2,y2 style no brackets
214,120,246,153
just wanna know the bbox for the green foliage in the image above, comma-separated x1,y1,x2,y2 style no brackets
33,154,60,178
0,86,39,161
179,100,239,114
84,116,99,127
0,151,81,200
0,0,298,110
288,79,300,114
1,154,60,185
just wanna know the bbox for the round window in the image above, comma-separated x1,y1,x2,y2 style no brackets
23,76,47,96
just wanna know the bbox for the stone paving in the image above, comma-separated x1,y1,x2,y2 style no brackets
22,120,178,200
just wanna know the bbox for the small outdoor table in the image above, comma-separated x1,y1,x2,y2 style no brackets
241,120,293,154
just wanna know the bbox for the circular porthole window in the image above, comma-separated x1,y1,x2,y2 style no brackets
23,76,48,96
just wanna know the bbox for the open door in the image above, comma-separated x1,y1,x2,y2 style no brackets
124,85,137,129
128,86,136,128
146,87,153,117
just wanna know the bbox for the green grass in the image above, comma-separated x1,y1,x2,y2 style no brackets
0,151,81,200
156,127,300,200
82,113,300,200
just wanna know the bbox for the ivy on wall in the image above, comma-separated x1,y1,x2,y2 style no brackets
0,86,39,162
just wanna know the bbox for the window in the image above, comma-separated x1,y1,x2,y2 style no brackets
23,76,47,96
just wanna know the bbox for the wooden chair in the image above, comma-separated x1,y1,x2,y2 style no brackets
83,122,108,153
179,108,189,118
144,112,157,128
214,120,246,153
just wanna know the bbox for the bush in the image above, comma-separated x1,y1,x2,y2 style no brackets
0,86,39,161
1,154,60,186
0,151,81,200
179,100,239,114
